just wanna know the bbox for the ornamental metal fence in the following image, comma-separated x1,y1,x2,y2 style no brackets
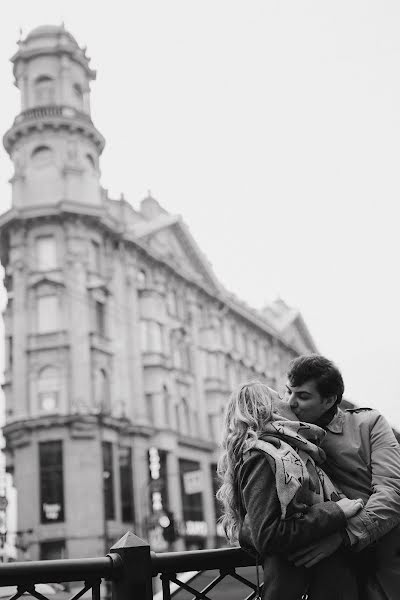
0,532,261,600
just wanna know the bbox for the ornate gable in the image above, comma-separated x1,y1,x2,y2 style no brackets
131,215,222,293
262,298,318,355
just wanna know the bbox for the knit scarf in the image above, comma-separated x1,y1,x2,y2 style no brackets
247,419,342,519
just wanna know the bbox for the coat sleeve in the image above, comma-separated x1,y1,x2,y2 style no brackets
345,413,400,551
238,450,347,558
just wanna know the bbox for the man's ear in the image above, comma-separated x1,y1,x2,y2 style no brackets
325,395,337,410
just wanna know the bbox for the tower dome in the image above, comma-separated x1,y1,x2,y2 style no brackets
24,24,79,46
3,24,105,208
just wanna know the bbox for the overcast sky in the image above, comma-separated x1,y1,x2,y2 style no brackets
0,1,399,427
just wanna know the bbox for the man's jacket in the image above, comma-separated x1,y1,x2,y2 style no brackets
321,407,400,551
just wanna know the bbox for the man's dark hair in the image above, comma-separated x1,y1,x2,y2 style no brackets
287,354,344,405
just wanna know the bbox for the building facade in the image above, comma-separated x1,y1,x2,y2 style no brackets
0,25,317,560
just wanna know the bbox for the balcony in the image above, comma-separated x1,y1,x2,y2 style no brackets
3,105,105,154
14,105,93,124
27,331,69,352
89,332,113,355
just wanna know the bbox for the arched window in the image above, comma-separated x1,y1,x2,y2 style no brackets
31,145,53,167
86,153,95,171
34,75,55,105
180,397,190,436
94,368,110,413
137,269,147,288
38,365,60,412
73,82,83,100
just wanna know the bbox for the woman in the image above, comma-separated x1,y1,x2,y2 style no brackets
217,381,363,600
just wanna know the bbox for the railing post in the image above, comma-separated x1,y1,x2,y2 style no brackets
109,531,152,600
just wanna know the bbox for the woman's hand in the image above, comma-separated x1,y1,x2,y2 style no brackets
336,497,364,518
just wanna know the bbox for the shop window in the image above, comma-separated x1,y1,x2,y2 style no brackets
102,441,115,520
179,459,205,524
39,441,64,523
40,540,66,560
119,447,134,523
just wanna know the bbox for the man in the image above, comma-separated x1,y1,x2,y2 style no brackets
283,354,400,598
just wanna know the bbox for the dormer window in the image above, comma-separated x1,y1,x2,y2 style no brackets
34,75,55,105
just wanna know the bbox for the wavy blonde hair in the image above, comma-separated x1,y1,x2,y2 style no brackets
216,381,274,543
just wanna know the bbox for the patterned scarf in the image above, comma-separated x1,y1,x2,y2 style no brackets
248,419,342,519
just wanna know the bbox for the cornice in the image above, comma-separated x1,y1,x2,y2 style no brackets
3,106,105,155
0,203,303,355
3,413,153,442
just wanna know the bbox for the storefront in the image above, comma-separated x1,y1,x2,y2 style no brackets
179,459,207,550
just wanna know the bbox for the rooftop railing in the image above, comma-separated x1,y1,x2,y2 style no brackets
14,106,93,125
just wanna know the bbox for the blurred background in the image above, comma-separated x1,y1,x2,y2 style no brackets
0,0,399,568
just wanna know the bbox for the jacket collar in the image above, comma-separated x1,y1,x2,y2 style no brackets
325,408,345,434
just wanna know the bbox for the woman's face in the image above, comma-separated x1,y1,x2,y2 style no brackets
269,388,298,420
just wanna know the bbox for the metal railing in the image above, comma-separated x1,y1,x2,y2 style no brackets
0,532,261,600
14,106,93,125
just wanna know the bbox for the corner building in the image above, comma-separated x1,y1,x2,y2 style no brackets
0,26,317,559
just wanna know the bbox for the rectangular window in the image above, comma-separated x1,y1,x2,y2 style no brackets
89,240,101,273
102,441,115,520
39,441,64,524
150,322,163,353
140,321,148,352
37,295,59,333
95,301,106,336
40,540,66,560
145,393,154,424
36,236,57,271
119,447,134,523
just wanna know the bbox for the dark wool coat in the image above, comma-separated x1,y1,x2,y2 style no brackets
238,448,357,600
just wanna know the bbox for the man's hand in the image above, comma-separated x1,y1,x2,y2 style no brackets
288,532,343,568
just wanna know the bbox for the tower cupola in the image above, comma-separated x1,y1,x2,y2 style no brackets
3,24,105,208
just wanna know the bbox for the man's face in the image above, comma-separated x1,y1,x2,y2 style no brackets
284,379,335,423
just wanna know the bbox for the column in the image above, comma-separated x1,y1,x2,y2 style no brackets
126,263,146,423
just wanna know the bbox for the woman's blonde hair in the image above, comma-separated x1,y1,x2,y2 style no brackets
216,381,275,543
